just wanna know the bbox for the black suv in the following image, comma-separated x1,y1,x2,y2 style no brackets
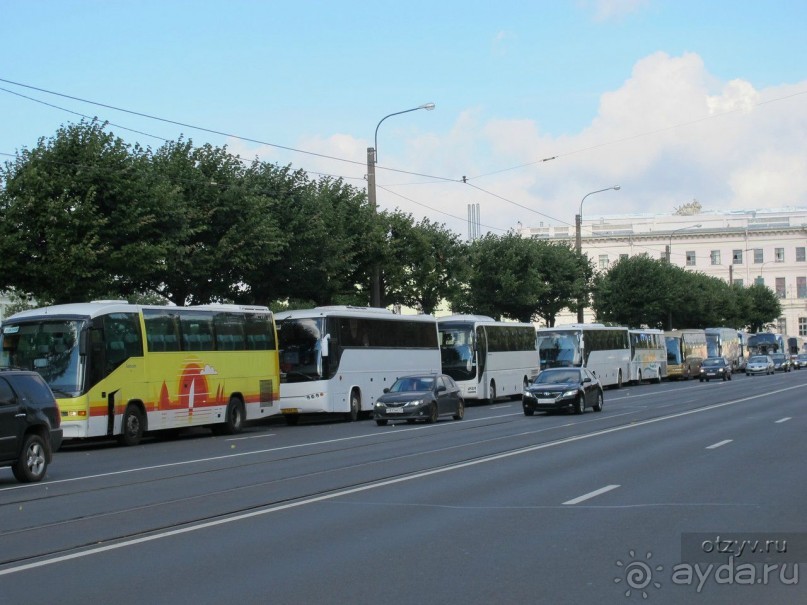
0,369,62,482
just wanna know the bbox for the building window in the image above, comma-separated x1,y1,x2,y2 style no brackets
775,248,785,262
800,317,807,337
753,249,764,263
732,249,743,264
686,251,696,266
775,277,786,298
798,276,807,298
598,255,609,269
710,250,721,265
797,247,806,262
777,318,787,335
733,278,744,287
755,276,765,286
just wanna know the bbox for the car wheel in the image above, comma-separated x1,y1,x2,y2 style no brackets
523,408,535,416
12,433,48,482
426,403,438,424
376,419,388,426
593,391,603,412
699,378,704,382
119,404,145,446
574,394,585,414
453,399,465,421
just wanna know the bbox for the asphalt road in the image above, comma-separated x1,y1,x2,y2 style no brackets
1,370,806,604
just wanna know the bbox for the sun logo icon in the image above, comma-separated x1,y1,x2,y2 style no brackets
615,550,663,598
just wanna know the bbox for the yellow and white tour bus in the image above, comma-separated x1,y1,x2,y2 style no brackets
664,329,707,380
628,328,667,384
0,301,280,445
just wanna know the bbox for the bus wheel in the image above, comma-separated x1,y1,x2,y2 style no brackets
617,370,623,389
214,397,245,435
345,391,360,422
653,371,662,384
489,381,497,403
637,370,643,384
119,405,145,446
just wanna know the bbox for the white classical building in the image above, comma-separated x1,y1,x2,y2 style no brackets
519,207,807,337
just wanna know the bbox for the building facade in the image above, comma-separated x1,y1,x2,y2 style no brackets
520,208,807,336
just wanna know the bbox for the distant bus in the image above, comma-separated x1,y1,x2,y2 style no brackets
705,327,743,371
276,306,440,424
0,302,280,445
786,336,805,356
437,315,539,402
747,332,785,356
628,328,667,383
664,329,707,380
537,324,630,388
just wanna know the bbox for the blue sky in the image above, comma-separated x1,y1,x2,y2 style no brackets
2,0,806,237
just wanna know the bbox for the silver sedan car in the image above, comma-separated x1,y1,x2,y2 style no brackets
745,355,774,376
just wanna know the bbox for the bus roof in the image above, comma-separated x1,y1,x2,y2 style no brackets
4,301,270,323
438,315,534,328
276,306,437,322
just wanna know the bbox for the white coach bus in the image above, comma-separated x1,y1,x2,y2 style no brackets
437,315,539,402
275,306,440,424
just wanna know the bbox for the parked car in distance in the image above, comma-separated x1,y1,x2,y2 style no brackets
0,369,62,482
522,367,603,416
745,355,775,376
699,357,732,381
793,353,807,370
373,374,464,425
769,353,791,372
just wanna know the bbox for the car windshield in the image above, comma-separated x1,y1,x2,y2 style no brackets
534,370,580,384
770,354,785,360
702,359,723,367
749,356,769,363
390,377,435,392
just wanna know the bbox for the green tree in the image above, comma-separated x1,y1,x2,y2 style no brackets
381,211,468,314
592,255,675,328
0,119,156,302
450,232,550,322
742,284,782,332
534,241,592,327
145,140,283,305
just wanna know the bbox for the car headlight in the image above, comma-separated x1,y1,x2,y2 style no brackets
404,399,425,407
561,390,577,399
375,402,385,408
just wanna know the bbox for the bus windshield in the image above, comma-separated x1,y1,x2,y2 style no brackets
278,317,326,382
537,332,581,369
665,337,682,365
438,323,476,381
1,319,86,397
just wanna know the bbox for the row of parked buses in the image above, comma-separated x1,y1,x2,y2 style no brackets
1,300,800,445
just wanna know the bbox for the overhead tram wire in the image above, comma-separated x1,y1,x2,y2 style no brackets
0,77,457,184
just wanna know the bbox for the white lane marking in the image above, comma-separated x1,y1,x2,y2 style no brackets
775,417,791,424
563,484,620,505
490,404,512,409
706,439,733,449
225,434,276,441
1,384,802,575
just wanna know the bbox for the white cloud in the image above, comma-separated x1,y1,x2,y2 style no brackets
231,52,807,239
581,0,651,21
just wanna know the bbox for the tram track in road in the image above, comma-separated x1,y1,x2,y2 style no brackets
0,378,803,575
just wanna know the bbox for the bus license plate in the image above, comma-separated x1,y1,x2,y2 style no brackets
281,408,298,414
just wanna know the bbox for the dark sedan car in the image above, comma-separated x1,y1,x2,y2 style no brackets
522,367,603,416
373,374,465,426
699,357,732,381
770,353,791,372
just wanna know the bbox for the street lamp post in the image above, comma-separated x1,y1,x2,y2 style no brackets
665,224,702,264
575,186,620,323
367,103,435,307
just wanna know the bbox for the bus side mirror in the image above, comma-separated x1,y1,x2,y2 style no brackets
321,334,330,358
79,328,89,356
